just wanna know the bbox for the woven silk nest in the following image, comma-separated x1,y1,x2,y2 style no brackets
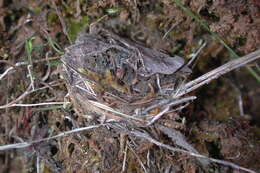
61,29,192,127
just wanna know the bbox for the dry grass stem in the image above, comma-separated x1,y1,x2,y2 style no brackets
0,101,70,109
112,124,257,173
121,144,128,173
0,124,102,151
176,49,260,97
187,41,207,66
0,61,28,80
127,141,148,173
51,1,70,42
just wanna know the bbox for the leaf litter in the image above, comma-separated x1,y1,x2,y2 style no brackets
0,0,260,173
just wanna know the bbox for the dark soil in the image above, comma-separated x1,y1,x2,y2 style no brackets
0,0,259,173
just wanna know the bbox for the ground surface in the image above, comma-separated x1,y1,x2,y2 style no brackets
0,0,259,173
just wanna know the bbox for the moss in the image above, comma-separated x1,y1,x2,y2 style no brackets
66,16,89,42
30,5,43,15
47,11,58,26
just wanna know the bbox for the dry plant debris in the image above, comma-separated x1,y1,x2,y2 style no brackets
62,27,192,125
60,24,260,172
0,0,260,173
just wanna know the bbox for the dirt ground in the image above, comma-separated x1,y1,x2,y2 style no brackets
0,0,259,173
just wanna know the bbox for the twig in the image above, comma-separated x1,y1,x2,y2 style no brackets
142,99,169,115
89,15,108,34
0,124,102,151
0,57,60,81
27,64,35,91
146,106,170,126
158,125,210,167
89,100,145,122
51,1,71,43
0,84,33,109
228,80,245,116
0,102,70,109
166,102,190,114
121,144,128,173
142,96,196,115
111,124,256,173
0,81,65,110
75,0,81,17
146,150,150,168
61,58,97,96
0,61,28,80
127,140,148,173
162,23,179,39
176,49,260,97
1,120,256,173
37,156,41,173
187,41,207,66
41,52,52,82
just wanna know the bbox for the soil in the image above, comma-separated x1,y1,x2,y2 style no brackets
0,0,259,173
